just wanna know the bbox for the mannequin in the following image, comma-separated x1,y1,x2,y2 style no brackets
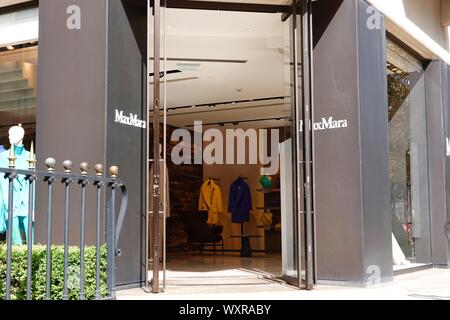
9,125,25,147
0,124,34,245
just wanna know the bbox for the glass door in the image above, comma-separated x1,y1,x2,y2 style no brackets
281,0,315,290
147,0,315,293
146,0,168,294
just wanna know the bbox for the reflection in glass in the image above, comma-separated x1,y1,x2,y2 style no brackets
387,39,431,264
0,44,38,243
0,45,38,151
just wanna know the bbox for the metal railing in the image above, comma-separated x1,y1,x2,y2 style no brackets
0,145,128,300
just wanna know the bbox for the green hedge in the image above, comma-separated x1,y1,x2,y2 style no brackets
0,244,108,300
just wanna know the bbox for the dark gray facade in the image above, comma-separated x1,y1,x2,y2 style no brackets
37,0,146,287
313,0,393,285
426,60,450,266
36,0,108,246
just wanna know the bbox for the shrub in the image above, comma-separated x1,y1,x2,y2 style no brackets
0,244,108,300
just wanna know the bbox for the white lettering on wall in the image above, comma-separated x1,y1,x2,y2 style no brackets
300,117,349,132
115,109,147,129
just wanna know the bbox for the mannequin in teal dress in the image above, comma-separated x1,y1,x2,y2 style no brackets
0,125,34,245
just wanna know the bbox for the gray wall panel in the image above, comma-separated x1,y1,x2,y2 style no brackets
106,0,146,287
314,0,364,282
37,0,146,288
440,62,450,265
425,60,449,265
445,65,450,264
357,1,393,282
314,0,392,284
36,0,108,245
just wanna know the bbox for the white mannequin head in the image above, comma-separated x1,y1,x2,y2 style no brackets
9,124,25,147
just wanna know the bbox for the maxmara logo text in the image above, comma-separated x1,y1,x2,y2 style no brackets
115,109,147,129
300,117,348,132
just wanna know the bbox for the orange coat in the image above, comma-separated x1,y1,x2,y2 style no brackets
199,179,223,224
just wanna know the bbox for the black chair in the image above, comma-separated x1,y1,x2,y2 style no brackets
180,211,224,255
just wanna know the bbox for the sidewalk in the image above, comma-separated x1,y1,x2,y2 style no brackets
117,267,450,300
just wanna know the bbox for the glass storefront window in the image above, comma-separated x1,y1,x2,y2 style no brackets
0,44,38,151
387,38,431,264
0,44,38,244
0,43,38,245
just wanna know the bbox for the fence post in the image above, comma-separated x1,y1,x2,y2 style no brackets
44,158,56,300
94,164,104,300
26,142,37,300
78,162,89,300
61,160,73,300
107,166,119,299
5,146,16,300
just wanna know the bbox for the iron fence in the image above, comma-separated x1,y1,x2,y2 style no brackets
0,145,128,300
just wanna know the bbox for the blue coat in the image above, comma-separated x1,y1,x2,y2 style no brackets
0,146,32,233
228,178,252,224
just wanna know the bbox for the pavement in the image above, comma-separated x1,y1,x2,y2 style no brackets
117,267,450,300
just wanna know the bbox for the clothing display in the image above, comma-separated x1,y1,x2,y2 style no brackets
228,177,252,224
199,179,223,225
0,145,33,245
149,162,171,218
259,175,273,189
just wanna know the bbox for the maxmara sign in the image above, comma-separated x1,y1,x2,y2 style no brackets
300,117,349,132
114,109,147,129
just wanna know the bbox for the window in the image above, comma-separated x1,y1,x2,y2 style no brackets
387,38,431,264
0,44,38,155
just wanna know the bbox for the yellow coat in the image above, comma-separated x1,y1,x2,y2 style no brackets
199,179,223,224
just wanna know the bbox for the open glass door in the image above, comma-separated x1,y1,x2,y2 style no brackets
281,0,315,290
146,0,315,294
146,0,168,294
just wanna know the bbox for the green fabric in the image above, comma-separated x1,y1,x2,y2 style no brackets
11,216,33,246
259,176,273,189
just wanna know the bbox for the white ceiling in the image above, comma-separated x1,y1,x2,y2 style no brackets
150,8,293,129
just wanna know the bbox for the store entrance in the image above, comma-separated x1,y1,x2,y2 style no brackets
146,0,314,293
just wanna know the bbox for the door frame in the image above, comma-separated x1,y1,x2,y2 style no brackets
145,0,315,294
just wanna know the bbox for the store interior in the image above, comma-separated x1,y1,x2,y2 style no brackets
148,8,297,282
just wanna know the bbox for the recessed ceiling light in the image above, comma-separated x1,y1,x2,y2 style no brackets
6,45,15,51
246,28,254,32
167,25,172,29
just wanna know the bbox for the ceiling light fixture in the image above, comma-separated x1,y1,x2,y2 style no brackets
246,28,254,32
